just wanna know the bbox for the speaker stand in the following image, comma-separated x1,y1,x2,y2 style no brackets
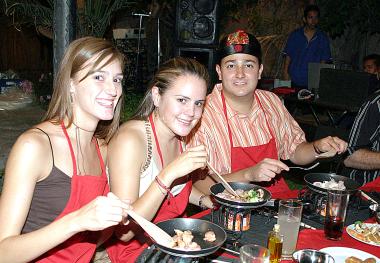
132,12,151,89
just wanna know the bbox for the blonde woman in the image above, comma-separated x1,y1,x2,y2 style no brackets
107,57,213,262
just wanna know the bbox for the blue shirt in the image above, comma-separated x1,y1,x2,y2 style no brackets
284,27,332,87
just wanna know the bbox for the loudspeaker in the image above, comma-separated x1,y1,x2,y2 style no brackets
175,0,219,46
175,46,217,89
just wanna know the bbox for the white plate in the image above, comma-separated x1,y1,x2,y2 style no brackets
320,247,380,263
346,223,380,247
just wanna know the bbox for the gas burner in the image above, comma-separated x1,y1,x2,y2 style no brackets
211,205,252,232
298,188,327,217
136,245,206,263
297,188,370,225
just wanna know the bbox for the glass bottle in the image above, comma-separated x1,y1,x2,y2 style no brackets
267,224,283,263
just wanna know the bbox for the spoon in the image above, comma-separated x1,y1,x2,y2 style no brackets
207,161,240,198
288,162,320,170
127,209,173,247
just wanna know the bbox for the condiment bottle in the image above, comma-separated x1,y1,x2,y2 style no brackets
267,224,283,263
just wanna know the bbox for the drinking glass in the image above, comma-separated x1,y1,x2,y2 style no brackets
324,191,350,240
277,199,303,259
240,244,270,263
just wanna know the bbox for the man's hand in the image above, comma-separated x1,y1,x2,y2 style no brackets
245,158,289,182
313,136,347,158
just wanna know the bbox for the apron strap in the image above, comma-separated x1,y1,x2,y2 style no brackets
149,114,164,167
221,91,235,147
254,93,276,142
61,122,77,176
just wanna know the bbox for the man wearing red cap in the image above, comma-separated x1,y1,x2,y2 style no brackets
187,29,347,199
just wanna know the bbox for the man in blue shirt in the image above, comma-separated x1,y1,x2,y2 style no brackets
283,5,332,90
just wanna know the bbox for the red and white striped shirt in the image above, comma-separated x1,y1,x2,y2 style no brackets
187,84,306,174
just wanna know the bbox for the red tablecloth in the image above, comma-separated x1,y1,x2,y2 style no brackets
191,177,380,261
191,211,380,261
296,218,380,258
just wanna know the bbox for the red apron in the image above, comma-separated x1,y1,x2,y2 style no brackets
107,115,192,263
221,92,297,199
34,123,109,262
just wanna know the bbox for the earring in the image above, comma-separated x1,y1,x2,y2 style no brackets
70,92,74,103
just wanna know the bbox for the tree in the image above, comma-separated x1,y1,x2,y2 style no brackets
317,0,380,38
4,0,137,38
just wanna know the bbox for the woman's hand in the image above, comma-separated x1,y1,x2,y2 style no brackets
161,145,208,183
71,192,131,233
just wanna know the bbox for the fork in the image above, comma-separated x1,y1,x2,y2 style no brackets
288,162,320,170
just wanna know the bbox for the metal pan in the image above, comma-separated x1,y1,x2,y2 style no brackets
155,218,226,258
210,182,272,209
304,173,361,195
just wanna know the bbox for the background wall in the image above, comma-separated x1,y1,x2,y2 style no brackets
221,0,380,78
0,16,53,76
1,0,379,81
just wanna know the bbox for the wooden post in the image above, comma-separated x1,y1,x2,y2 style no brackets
53,0,76,78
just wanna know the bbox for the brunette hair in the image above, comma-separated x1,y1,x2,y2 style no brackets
130,57,209,120
363,54,380,68
44,37,125,143
304,4,320,18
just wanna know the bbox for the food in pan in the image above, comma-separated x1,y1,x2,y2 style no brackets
346,221,380,245
169,229,201,251
312,178,346,190
345,256,376,263
203,230,216,242
169,229,217,250
216,188,265,203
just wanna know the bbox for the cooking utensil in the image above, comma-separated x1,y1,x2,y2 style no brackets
127,209,173,247
210,182,272,209
207,161,240,198
369,204,380,223
220,246,240,256
155,218,227,258
304,173,361,195
289,162,320,170
292,249,335,263
360,190,378,204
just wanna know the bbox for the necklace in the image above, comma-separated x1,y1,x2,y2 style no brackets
72,122,96,132
72,122,95,175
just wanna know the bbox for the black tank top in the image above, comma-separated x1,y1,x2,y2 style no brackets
21,128,71,234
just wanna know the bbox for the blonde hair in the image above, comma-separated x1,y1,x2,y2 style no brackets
131,57,209,120
44,37,125,143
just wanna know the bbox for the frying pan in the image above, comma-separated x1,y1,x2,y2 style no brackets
155,218,227,258
304,173,361,195
210,182,272,209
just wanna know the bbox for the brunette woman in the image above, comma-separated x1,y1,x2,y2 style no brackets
0,37,130,262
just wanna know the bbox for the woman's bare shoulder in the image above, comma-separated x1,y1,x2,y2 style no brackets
107,120,148,173
5,122,60,181
112,120,146,143
15,122,61,149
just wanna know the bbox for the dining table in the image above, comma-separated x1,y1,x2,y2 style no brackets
188,180,380,262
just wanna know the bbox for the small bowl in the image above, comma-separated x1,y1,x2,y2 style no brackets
293,249,335,263
369,204,380,223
